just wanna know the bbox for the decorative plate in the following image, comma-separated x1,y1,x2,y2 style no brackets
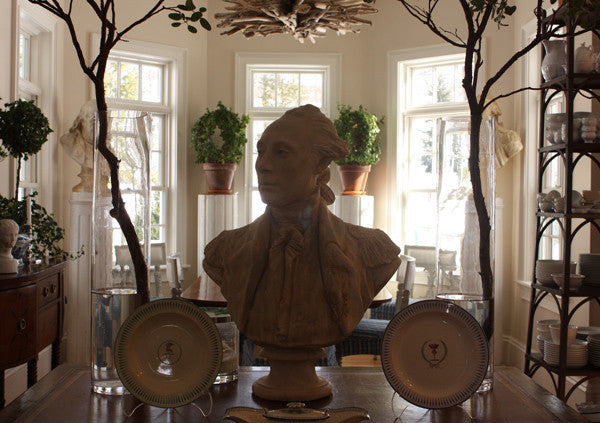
114,299,222,408
381,300,489,409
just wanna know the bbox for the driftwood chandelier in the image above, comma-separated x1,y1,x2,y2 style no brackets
216,0,378,43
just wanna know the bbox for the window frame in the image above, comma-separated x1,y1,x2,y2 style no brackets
387,45,471,248
92,35,187,260
235,52,341,224
13,1,59,206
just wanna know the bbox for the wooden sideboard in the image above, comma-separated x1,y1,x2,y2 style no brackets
0,261,66,409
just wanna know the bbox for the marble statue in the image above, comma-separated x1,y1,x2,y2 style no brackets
0,219,19,274
60,101,109,193
204,104,400,401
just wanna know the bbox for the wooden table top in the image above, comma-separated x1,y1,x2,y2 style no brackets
0,365,586,423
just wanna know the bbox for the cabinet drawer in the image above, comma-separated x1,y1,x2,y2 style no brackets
0,285,37,368
38,302,60,350
38,273,60,307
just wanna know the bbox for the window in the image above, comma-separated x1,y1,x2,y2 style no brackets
97,37,186,258
393,52,468,247
540,98,564,260
235,53,341,223
104,55,170,246
16,17,44,199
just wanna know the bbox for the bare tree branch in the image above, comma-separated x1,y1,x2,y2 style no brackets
484,86,545,109
397,0,467,47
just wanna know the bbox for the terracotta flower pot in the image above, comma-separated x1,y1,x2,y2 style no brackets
337,164,371,195
202,163,237,194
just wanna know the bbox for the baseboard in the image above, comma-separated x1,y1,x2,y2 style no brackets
3,345,52,406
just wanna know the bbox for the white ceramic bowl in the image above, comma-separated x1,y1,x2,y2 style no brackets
537,319,560,330
549,324,578,344
551,273,585,290
536,260,577,285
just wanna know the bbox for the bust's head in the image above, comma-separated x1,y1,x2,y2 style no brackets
0,219,19,258
255,105,348,208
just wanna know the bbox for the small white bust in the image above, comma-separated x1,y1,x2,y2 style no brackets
0,219,19,274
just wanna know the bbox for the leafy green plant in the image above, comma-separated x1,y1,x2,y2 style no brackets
333,104,382,166
191,101,250,164
0,193,83,261
167,0,211,32
0,100,53,198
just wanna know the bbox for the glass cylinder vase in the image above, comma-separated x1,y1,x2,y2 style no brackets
435,116,495,392
91,111,151,394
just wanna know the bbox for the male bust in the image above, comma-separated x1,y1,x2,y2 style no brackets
0,219,19,274
203,105,400,350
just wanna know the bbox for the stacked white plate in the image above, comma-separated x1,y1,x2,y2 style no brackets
537,335,545,354
577,326,600,340
544,339,588,368
536,319,558,354
589,334,600,366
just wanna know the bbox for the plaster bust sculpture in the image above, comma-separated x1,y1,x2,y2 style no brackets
204,105,400,401
60,100,109,193
0,219,19,274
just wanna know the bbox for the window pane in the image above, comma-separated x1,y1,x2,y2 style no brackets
105,60,118,98
408,118,436,190
410,67,434,107
251,190,266,222
276,73,299,108
453,64,467,102
440,125,470,192
300,73,323,107
151,152,162,186
19,33,30,80
251,119,273,187
120,62,139,100
404,191,437,246
434,65,456,103
150,115,164,151
142,64,162,102
253,72,276,107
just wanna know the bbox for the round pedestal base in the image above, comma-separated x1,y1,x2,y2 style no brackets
252,347,332,401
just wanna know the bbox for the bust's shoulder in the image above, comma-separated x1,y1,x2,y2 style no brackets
342,221,401,268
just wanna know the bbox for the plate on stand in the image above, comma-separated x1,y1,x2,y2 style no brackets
114,299,222,408
381,299,489,409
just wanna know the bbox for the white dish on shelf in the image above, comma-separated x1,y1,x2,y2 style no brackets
381,300,489,409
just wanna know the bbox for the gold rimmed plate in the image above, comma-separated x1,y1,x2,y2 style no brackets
114,299,222,408
381,300,488,409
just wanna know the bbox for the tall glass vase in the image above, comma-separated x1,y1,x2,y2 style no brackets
435,116,495,392
91,111,151,394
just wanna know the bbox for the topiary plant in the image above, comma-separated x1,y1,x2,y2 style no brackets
0,100,53,198
333,104,382,166
191,101,250,164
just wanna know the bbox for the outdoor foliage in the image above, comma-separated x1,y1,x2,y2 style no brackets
0,193,83,261
0,100,52,197
191,101,250,164
334,104,382,166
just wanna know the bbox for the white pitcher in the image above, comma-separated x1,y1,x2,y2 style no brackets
575,42,595,73
542,39,567,81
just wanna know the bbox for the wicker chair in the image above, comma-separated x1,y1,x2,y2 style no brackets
335,255,416,365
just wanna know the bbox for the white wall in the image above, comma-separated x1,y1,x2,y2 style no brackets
0,1,14,196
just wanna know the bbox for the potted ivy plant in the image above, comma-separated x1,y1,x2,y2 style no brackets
0,100,53,199
333,104,382,195
191,101,250,194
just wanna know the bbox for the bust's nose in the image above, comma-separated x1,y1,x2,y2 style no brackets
255,153,272,174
